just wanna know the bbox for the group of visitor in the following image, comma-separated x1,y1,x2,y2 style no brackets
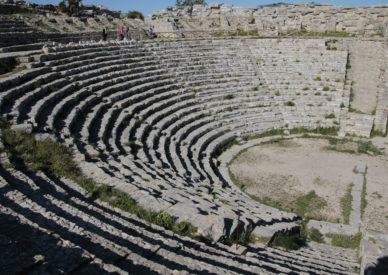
101,26,133,41
102,25,156,41
117,26,132,40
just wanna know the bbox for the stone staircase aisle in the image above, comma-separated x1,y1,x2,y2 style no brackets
346,41,384,115
340,40,387,137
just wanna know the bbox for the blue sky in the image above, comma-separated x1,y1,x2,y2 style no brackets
30,1,388,16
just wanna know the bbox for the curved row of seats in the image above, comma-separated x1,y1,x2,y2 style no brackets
0,153,358,274
0,39,347,242
0,38,360,273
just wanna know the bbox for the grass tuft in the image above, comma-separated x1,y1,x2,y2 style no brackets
326,232,362,249
223,94,234,100
361,178,367,218
292,191,327,218
285,101,295,106
326,140,383,156
341,184,353,224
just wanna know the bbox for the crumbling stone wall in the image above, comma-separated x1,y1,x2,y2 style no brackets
147,3,388,37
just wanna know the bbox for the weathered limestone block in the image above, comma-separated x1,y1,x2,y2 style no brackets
11,123,33,133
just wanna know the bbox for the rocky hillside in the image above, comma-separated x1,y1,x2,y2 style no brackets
0,0,147,47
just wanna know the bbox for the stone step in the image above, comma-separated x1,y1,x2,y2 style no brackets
339,112,374,138
0,42,44,53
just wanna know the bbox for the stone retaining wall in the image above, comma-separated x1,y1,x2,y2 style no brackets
148,3,388,38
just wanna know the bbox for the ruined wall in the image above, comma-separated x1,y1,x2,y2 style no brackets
147,3,388,37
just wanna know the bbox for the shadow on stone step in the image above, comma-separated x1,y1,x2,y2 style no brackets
364,256,388,275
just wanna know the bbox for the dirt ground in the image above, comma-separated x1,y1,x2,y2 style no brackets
229,137,388,233
362,136,388,234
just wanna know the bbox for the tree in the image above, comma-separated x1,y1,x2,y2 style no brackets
127,10,144,21
58,0,82,16
176,0,206,6
68,0,82,16
58,1,66,12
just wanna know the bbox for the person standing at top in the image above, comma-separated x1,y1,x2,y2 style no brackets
125,27,131,40
117,26,124,41
102,27,108,41
123,27,128,40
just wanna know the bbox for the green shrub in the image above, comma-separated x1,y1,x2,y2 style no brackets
309,228,324,243
224,94,234,100
212,138,239,158
271,230,306,250
371,129,386,137
173,221,197,235
154,212,174,228
58,0,82,16
124,140,136,148
325,113,336,119
223,230,256,246
285,101,295,106
358,141,383,156
326,46,337,51
176,0,206,6
2,129,78,177
0,57,18,75
127,10,144,20
323,86,330,91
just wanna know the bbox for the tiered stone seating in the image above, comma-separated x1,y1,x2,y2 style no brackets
0,38,356,272
0,17,37,47
0,158,359,274
247,38,347,128
0,17,36,33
